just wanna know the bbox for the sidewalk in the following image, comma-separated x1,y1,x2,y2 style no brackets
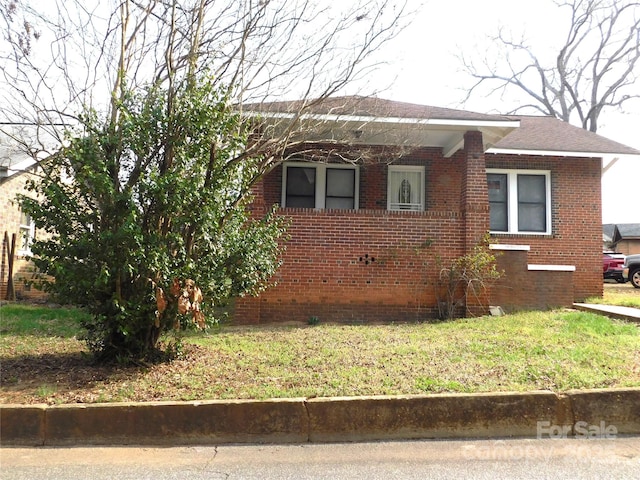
573,303,640,323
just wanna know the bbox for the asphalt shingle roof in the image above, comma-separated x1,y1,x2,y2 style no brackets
494,115,640,156
244,95,513,122
246,96,639,157
616,224,640,239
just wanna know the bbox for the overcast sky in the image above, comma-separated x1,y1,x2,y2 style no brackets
364,0,640,225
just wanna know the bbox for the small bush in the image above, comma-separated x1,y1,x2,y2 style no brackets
435,235,502,320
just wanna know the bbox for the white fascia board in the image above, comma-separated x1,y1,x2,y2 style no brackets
245,111,521,129
487,148,640,159
6,157,37,176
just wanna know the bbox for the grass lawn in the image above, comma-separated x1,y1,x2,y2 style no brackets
586,282,640,308
1,289,639,405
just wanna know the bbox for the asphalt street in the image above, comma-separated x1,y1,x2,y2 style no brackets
2,436,640,479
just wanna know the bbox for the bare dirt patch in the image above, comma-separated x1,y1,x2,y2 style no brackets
604,281,640,296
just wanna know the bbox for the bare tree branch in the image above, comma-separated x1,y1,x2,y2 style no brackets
458,0,640,132
1,0,412,158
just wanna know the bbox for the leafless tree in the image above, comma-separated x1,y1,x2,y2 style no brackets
0,0,411,159
459,0,640,132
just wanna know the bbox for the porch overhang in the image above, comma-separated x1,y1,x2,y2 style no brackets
246,111,520,158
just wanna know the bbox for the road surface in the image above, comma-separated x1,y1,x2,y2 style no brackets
2,437,639,479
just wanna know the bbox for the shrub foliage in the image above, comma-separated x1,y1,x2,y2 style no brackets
21,78,286,361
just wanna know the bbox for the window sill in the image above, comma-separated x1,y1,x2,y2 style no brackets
490,244,531,251
528,264,576,272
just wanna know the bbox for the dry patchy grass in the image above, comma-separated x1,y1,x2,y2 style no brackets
1,302,639,405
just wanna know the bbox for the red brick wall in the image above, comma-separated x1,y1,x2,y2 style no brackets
462,131,490,251
236,144,473,324
0,169,47,301
486,154,602,301
490,248,575,311
240,208,464,324
234,144,603,324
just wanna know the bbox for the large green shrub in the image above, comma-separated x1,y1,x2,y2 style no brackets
21,78,286,362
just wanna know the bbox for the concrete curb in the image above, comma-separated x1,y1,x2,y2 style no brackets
1,388,639,446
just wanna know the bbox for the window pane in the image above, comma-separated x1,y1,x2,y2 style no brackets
487,174,508,231
389,169,422,210
487,174,507,202
490,203,508,231
326,197,354,209
325,168,355,209
287,195,316,208
286,167,315,207
518,175,545,203
20,210,31,226
326,168,354,197
518,174,546,232
287,167,315,195
19,228,31,251
518,204,546,232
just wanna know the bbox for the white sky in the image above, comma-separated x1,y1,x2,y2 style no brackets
364,0,640,225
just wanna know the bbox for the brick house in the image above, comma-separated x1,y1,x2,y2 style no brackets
1,124,65,301
234,96,640,324
609,224,640,255
0,152,43,301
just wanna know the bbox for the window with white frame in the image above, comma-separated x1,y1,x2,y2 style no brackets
282,162,358,209
387,165,424,211
19,209,35,254
487,169,551,234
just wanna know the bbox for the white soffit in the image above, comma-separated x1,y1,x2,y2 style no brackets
253,112,520,157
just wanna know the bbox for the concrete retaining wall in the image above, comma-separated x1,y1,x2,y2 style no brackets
1,389,638,446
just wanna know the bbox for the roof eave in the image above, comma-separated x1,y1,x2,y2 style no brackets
243,111,520,129
1,157,37,178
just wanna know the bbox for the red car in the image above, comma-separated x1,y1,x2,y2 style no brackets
603,252,626,283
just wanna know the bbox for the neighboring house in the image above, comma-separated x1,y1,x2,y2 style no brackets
1,158,42,301
610,224,640,255
603,223,616,251
234,96,640,324
0,124,57,301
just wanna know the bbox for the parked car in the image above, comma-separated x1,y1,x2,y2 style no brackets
623,254,640,288
603,252,626,283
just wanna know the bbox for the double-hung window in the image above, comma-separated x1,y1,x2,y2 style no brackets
487,169,551,234
387,165,425,211
18,209,35,255
282,162,358,209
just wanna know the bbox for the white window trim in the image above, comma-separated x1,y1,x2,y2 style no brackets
387,165,425,212
18,212,35,255
487,168,551,235
281,161,359,210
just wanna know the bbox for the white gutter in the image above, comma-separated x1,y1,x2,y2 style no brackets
244,111,521,129
487,148,640,159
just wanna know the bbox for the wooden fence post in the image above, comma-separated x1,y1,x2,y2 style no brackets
4,231,16,301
